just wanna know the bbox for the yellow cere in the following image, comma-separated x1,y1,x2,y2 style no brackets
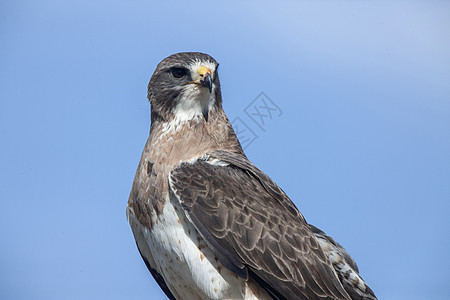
197,66,211,78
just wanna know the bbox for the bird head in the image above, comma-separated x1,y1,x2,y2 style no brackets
148,52,220,123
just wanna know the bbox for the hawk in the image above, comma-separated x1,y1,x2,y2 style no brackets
127,52,377,300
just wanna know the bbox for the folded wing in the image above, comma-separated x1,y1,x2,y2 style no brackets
169,150,351,300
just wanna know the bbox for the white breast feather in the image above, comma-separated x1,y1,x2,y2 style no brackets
130,191,272,299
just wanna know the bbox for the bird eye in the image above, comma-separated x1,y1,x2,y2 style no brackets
171,68,187,78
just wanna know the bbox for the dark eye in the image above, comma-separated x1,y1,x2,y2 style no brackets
171,68,187,78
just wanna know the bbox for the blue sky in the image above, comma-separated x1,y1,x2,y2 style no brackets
1,1,449,299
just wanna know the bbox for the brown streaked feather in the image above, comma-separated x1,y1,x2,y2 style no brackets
169,153,351,300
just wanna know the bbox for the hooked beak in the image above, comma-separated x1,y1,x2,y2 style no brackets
200,72,213,93
197,66,213,93
182,66,213,93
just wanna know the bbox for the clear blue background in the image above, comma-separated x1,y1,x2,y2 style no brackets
1,1,449,299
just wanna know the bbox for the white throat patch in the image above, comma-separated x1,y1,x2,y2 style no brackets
172,84,213,122
172,60,217,123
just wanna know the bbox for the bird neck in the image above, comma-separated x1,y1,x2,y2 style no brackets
148,107,244,167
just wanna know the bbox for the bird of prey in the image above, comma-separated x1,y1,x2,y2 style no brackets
127,52,377,300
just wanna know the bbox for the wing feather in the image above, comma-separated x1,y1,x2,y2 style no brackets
169,151,350,300
309,225,378,299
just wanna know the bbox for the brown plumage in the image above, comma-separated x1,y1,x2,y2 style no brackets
127,52,377,300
